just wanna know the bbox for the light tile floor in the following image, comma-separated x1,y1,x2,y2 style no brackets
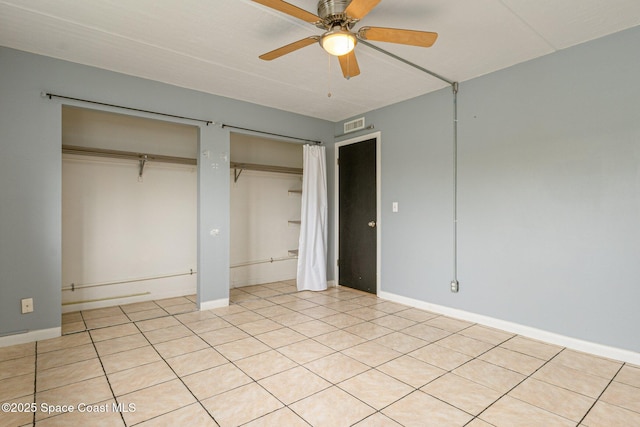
1,281,639,426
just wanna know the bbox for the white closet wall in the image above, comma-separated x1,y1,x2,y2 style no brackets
62,107,198,311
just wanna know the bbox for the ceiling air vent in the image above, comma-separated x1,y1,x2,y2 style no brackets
343,117,365,134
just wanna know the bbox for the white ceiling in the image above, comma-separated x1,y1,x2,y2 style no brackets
1,0,639,121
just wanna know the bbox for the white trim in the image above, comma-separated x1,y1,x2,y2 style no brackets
0,327,61,348
199,298,229,311
327,280,337,288
334,131,382,295
379,291,640,365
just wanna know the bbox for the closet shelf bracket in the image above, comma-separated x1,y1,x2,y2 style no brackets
234,167,243,183
139,155,147,179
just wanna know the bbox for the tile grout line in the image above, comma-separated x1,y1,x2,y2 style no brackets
32,341,38,427
64,290,407,426
238,290,468,424
60,300,198,425
395,326,569,425
576,362,626,426
229,287,383,426
204,285,315,426
235,292,454,425
67,299,193,336
134,291,297,425
415,323,510,425
283,313,476,424
58,286,640,426
469,347,571,425
86,321,128,427
64,290,399,426
34,311,107,425
128,317,220,426
229,289,339,425
209,288,306,425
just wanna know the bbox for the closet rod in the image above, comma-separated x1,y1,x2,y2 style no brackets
62,145,197,166
62,270,197,292
222,124,322,145
231,162,303,183
44,92,213,125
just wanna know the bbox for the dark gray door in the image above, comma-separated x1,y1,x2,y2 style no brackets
338,138,377,294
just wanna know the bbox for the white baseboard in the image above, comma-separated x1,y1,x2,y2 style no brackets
0,327,61,348
379,291,640,365
200,298,229,311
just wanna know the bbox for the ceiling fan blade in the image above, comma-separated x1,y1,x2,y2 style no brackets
358,26,438,47
259,36,319,61
345,0,381,20
252,0,320,23
338,51,360,79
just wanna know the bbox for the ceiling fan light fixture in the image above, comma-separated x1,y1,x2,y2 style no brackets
321,27,356,56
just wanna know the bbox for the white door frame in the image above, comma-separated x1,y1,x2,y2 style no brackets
334,131,382,294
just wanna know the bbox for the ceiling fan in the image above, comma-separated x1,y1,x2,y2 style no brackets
253,0,438,79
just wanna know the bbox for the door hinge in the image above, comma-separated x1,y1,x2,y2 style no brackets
336,258,339,266
337,157,339,165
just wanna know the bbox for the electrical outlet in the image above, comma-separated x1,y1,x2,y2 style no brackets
450,281,459,293
21,298,34,314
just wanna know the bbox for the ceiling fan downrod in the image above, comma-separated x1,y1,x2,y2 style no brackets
317,0,355,30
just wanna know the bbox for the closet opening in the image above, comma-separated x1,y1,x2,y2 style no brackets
61,106,199,329
229,133,303,298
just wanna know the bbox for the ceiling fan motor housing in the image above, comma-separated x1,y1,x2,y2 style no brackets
317,0,354,29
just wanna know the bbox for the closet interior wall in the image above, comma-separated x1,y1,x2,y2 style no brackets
61,106,198,311
230,133,303,288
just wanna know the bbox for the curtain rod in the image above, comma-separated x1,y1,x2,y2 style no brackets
221,124,322,145
44,92,322,144
43,92,213,126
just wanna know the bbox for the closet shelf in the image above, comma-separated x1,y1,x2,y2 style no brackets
62,145,197,165
232,162,303,183
288,220,301,225
288,249,299,257
288,189,302,195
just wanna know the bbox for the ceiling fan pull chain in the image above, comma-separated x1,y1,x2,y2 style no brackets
327,53,332,98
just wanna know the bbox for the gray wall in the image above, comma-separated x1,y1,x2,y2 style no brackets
0,46,332,338
3,23,639,354
336,26,640,353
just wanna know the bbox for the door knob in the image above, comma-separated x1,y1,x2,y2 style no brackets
368,221,376,228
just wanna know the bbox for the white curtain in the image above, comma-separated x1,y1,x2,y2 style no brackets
297,145,328,291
